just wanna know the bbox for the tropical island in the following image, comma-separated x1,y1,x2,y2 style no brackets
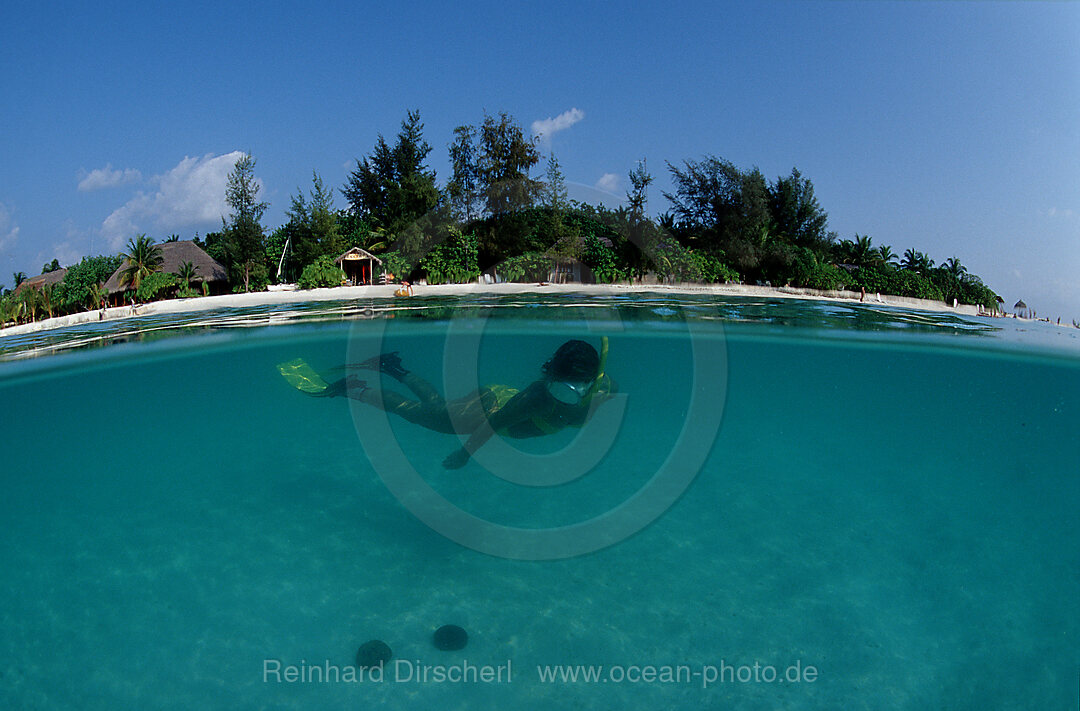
1,110,1007,329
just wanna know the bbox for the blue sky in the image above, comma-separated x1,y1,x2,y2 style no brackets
2,1,1077,318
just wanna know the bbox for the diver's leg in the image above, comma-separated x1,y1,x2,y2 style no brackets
354,352,443,404
345,376,456,433
396,372,444,404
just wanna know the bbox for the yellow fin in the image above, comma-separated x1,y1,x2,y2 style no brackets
277,358,330,394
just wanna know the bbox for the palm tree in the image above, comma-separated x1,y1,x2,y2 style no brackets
901,248,934,274
942,256,967,281
119,234,164,291
358,227,389,255
40,283,59,319
176,261,199,293
876,245,897,267
12,271,27,288
851,234,874,266
87,282,109,310
16,285,40,322
2,294,23,325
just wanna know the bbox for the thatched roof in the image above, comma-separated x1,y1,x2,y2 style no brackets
335,246,382,265
1014,300,1027,310
16,268,68,292
104,240,227,294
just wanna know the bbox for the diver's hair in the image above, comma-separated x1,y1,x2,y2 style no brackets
542,340,600,381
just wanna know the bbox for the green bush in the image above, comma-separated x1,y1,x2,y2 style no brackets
804,263,849,290
495,252,554,282
136,271,178,302
230,261,270,293
420,227,480,284
580,233,625,283
691,251,740,283
297,255,345,289
379,251,414,282
60,254,123,311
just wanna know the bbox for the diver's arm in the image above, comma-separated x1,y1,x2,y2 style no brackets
442,383,549,469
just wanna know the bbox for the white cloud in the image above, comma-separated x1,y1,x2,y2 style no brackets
0,202,19,252
78,165,143,192
1044,206,1077,221
101,151,246,249
531,108,585,143
594,173,620,194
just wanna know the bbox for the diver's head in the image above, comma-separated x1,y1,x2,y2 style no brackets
542,340,600,404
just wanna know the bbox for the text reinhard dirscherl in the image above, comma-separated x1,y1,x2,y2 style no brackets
263,658,512,684
262,659,819,688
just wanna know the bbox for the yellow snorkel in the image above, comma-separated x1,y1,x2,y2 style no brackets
580,336,610,402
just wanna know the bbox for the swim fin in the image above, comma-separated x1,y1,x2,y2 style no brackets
277,357,331,394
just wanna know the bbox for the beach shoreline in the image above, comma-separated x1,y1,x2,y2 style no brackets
0,281,1001,338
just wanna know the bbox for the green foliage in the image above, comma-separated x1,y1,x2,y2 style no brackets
900,248,934,274
626,160,653,216
297,255,345,290
420,227,479,284
579,233,624,283
60,254,122,310
195,231,226,264
804,263,849,291
280,172,346,281
767,168,829,248
494,252,554,283
447,124,481,222
543,153,569,210
41,258,61,274
476,111,542,216
378,251,415,281
342,110,440,237
223,153,268,292
849,265,943,301
119,234,164,291
664,156,773,259
39,283,61,318
230,261,269,293
649,237,704,282
175,261,200,297
691,251,740,283
176,261,199,288
136,271,178,302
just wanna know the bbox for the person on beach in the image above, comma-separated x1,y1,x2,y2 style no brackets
394,279,413,297
278,339,616,469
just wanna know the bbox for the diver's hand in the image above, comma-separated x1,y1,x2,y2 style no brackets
442,448,470,470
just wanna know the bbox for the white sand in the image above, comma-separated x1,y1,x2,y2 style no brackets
0,281,991,337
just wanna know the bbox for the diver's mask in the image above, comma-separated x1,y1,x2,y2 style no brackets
546,378,594,405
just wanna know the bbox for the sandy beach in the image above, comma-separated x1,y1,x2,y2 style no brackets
0,281,991,338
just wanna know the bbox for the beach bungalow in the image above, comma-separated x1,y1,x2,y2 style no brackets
15,268,68,293
335,247,383,286
103,240,228,304
1013,300,1028,318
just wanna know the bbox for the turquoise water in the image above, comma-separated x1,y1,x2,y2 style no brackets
1,294,1078,709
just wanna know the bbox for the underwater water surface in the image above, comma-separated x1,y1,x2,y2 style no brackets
0,294,1077,710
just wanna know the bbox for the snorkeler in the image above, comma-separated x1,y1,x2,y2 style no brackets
277,339,616,469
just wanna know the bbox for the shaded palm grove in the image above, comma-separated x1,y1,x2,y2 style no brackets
2,110,1001,327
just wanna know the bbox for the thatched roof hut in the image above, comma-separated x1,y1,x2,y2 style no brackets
15,268,68,293
104,240,228,295
335,247,382,286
